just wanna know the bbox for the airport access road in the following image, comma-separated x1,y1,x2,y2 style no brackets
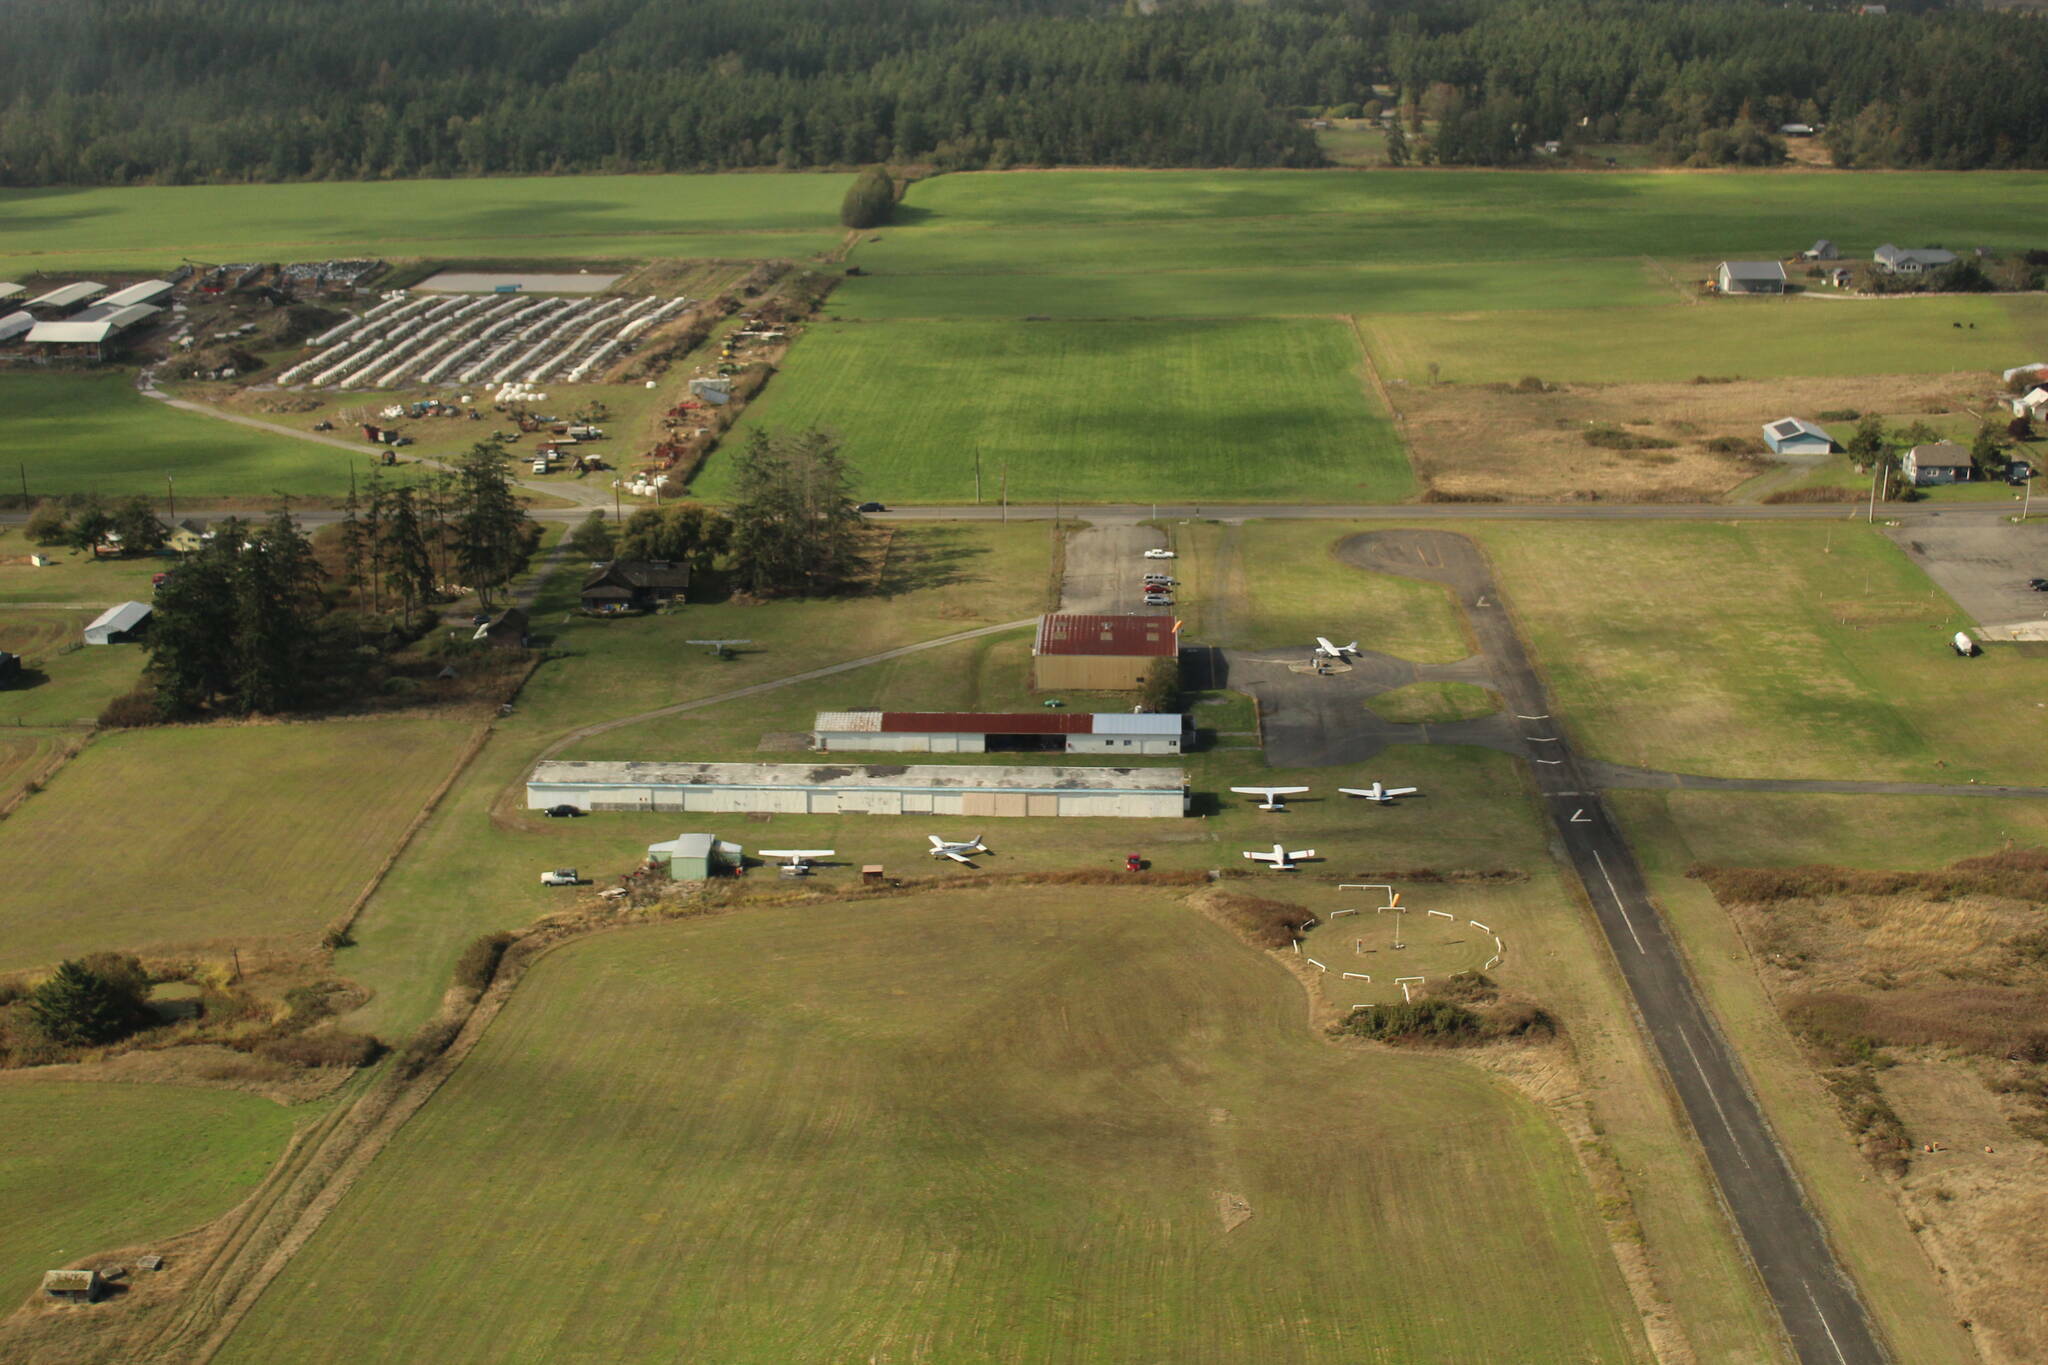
1334,528,1889,1365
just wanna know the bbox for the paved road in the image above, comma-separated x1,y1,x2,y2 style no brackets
868,501,1982,524
1334,529,1888,1365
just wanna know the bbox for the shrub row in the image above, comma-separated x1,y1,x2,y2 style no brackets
1693,848,2048,906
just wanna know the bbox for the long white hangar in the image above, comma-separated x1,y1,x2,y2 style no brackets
527,760,1188,819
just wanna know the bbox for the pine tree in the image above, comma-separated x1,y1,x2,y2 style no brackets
382,487,435,626
28,959,150,1046
453,440,532,607
728,428,863,596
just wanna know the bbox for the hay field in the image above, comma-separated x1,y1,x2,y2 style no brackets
0,610,148,727
0,1081,296,1305
0,373,393,499
708,319,1411,504
220,888,1647,1365
1475,521,2048,783
0,174,850,271
0,717,476,971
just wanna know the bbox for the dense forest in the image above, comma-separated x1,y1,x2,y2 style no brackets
0,0,2044,184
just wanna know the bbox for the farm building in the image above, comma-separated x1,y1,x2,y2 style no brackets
98,280,176,309
645,832,742,880
25,281,105,313
83,600,151,645
41,1270,104,1303
813,710,1184,755
1874,244,1958,274
2011,386,2048,420
527,760,1189,819
1824,267,1854,288
580,560,690,612
1800,239,1837,260
473,606,530,648
1762,418,1836,454
1902,442,1976,485
0,311,32,343
1032,613,1179,691
25,304,163,360
1716,261,1787,295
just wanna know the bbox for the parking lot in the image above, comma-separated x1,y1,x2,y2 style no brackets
1886,512,2048,640
1059,522,1175,614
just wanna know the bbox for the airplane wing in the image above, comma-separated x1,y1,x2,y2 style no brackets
1241,850,1278,863
1384,788,1418,798
943,849,975,864
928,835,945,848
1230,786,1309,796
1287,849,1317,861
1316,636,1336,653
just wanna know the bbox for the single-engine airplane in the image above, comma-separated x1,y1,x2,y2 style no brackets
757,848,834,876
1314,637,1360,659
1243,844,1317,871
927,834,989,864
1339,782,1419,803
1230,785,1310,812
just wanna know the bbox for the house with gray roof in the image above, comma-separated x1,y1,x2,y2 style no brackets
1762,418,1835,455
1874,244,1958,274
1717,261,1787,295
1902,442,1975,486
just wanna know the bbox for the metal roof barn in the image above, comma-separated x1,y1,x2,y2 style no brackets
25,281,106,312
813,710,1183,754
83,600,152,644
529,760,1187,819
99,280,176,308
1032,613,1180,691
0,311,32,343
0,283,24,302
27,304,162,346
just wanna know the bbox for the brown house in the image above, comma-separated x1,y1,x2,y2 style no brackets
1032,613,1180,691
580,560,691,612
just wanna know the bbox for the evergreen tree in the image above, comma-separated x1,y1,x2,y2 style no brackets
68,497,114,558
453,440,532,608
382,487,436,626
616,503,729,572
727,428,863,596
28,958,151,1046
112,495,167,556
1384,119,1409,167
568,510,615,562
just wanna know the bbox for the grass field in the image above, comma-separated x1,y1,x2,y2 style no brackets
0,174,851,272
706,319,1411,504
1364,294,2048,386
1169,520,1470,660
221,887,1647,1364
1475,521,2048,783
0,609,148,726
0,1081,297,1305
0,373,400,499
0,539,168,606
1365,680,1499,724
0,717,475,971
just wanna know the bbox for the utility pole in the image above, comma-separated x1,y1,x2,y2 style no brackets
166,474,175,524
17,463,25,503
974,448,982,505
1000,460,1008,524
1867,458,1883,524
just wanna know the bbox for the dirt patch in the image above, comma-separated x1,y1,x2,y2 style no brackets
1401,372,1979,502
1213,1190,1253,1233
0,1044,355,1106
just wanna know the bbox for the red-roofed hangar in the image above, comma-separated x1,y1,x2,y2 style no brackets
1032,613,1179,691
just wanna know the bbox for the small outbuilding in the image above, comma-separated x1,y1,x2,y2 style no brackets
41,1269,105,1304
1716,261,1788,295
83,600,152,645
0,651,22,686
1873,244,1957,275
1801,239,1838,260
645,832,742,880
1032,613,1179,691
2010,386,2048,420
580,560,691,612
1762,417,1836,455
1902,442,1976,486
472,606,530,648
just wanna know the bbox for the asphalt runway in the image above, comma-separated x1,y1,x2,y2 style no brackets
1332,529,1889,1365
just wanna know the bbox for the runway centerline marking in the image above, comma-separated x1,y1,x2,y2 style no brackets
1590,849,1646,954
1677,1024,1752,1169
1805,1282,1852,1365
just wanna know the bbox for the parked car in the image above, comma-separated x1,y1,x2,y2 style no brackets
1142,574,1175,585
542,804,585,818
1143,548,1176,559
856,501,887,513
540,868,581,886
1125,853,1143,872
1143,592,1173,605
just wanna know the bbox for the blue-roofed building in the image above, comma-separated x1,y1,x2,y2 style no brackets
1762,417,1836,455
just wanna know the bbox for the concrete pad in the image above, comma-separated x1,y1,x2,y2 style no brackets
1884,513,2048,639
1060,523,1173,615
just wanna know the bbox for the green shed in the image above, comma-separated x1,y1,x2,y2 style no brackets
646,832,741,881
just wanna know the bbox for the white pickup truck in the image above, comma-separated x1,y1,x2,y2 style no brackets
539,868,580,886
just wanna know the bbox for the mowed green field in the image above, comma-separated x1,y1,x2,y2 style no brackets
708,319,1411,503
0,173,851,271
220,889,1646,1365
1365,294,2048,385
855,169,2048,275
0,1082,297,1304
1474,521,2048,783
0,717,475,971
0,610,148,726
0,373,393,498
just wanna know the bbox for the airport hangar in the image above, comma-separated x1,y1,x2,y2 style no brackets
527,760,1188,818
813,710,1184,755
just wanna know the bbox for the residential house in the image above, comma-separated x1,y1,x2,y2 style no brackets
1874,244,1958,274
1901,442,1976,486
165,519,210,554
579,560,691,612
1716,261,1788,295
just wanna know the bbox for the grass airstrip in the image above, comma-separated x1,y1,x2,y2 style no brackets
221,888,1647,1365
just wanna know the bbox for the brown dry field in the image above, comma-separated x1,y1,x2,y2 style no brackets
1723,887,2048,1365
1402,372,1982,501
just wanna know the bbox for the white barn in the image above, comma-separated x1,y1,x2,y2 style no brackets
527,760,1188,819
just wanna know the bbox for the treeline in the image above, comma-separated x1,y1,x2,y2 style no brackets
0,0,2045,184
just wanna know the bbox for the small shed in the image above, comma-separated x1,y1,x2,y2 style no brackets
645,832,742,881
688,377,732,405
0,650,22,686
42,1269,104,1303
1716,261,1788,295
2010,386,2048,420
1762,418,1836,455
1801,239,1837,260
1902,442,1976,486
83,600,152,645
0,282,24,303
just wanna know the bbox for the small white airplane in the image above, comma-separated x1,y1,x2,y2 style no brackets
1339,782,1419,804
1230,785,1310,811
1243,844,1317,871
1314,637,1360,659
927,834,988,864
757,848,834,876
